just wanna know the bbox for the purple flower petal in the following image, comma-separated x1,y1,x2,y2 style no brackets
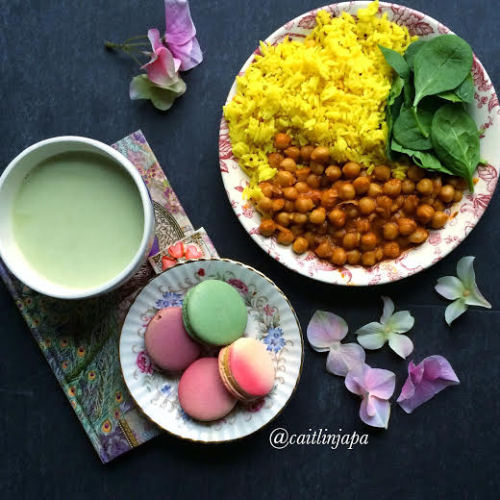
399,360,425,402
167,37,203,72
326,343,365,377
363,367,396,399
345,364,369,396
346,364,394,429
359,396,391,428
399,371,416,400
421,355,460,383
397,355,460,414
307,310,348,352
165,0,196,43
408,360,424,385
164,0,203,71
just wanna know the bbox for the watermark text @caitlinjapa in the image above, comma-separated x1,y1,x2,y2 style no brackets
269,427,369,450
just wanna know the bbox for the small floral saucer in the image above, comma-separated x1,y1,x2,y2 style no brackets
119,258,303,443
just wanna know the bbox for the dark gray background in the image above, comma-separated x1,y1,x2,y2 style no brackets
1,0,499,498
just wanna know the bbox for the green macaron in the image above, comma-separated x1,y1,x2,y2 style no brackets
182,280,248,346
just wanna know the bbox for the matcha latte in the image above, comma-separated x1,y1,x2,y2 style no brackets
11,151,144,289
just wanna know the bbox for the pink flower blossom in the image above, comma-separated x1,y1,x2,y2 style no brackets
136,350,153,374
345,364,395,429
227,279,249,295
184,245,202,259
397,355,460,414
307,311,365,377
168,241,185,259
247,398,265,413
161,242,203,270
143,28,181,87
109,0,202,110
263,304,275,317
161,255,177,270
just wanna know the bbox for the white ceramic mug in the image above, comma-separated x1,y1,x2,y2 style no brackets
0,136,155,299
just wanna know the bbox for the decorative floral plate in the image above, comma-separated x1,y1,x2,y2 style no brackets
119,259,303,442
219,1,499,286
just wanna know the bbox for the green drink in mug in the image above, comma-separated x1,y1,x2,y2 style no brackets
0,137,155,299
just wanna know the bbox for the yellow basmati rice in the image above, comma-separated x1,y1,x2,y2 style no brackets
223,0,416,197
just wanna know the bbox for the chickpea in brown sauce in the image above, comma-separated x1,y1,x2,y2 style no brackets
257,134,463,267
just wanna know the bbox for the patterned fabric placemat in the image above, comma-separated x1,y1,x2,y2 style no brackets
0,130,218,462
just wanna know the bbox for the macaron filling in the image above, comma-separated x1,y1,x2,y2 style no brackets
218,347,254,401
218,338,275,402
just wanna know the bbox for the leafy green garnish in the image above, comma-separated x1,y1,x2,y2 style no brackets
437,73,475,104
379,35,482,188
379,46,413,107
404,40,426,70
385,76,405,160
430,104,480,191
413,35,473,108
379,46,410,80
393,106,433,150
391,140,454,175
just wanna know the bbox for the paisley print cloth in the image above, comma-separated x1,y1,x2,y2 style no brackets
0,130,217,462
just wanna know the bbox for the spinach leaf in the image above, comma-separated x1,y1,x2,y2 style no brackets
393,106,434,150
380,45,413,106
385,76,404,160
438,73,474,104
404,40,426,70
456,73,475,103
391,140,454,175
387,75,405,108
379,45,411,79
430,103,480,190
403,76,414,107
411,152,454,175
413,35,473,107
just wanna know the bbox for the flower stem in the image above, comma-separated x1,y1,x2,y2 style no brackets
123,42,150,47
128,52,144,67
105,41,149,50
124,34,149,42
104,40,150,66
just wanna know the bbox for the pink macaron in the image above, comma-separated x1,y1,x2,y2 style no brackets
218,337,275,403
145,307,201,372
178,357,237,421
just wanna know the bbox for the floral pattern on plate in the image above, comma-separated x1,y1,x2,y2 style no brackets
119,259,303,442
219,1,500,286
